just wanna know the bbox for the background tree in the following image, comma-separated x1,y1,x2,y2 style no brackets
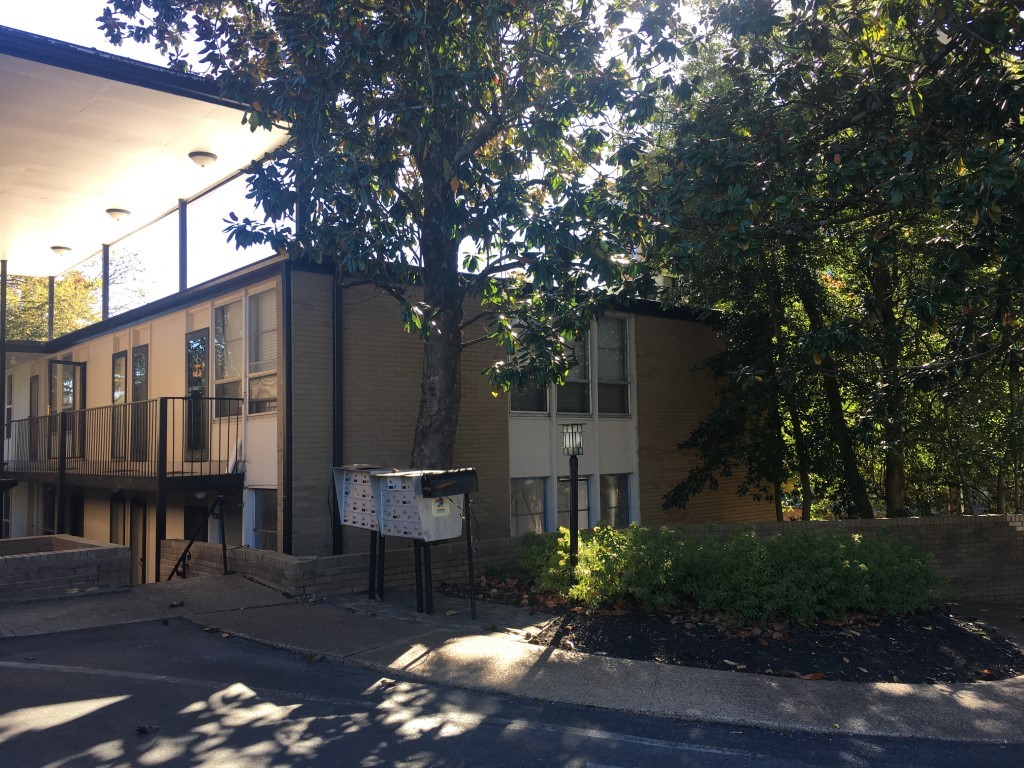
625,0,1024,517
6,272,101,342
102,0,681,468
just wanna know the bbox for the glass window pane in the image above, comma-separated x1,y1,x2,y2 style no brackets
556,476,590,530
598,383,628,414
249,290,278,374
214,301,243,380
249,374,277,414
557,382,589,413
598,318,628,414
511,477,546,536
510,387,547,413
565,337,589,381
600,474,630,528
598,318,627,383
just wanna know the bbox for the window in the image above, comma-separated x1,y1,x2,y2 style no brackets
109,495,126,545
557,475,590,531
1,489,10,538
248,289,278,414
111,352,127,459
557,335,590,413
600,474,630,528
510,477,546,536
252,489,278,550
4,374,11,439
510,386,547,413
214,300,243,415
597,318,629,414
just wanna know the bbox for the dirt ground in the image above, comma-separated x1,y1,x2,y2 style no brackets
440,577,1024,684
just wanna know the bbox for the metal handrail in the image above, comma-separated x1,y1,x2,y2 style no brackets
5,396,243,480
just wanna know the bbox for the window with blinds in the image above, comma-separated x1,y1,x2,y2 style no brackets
556,335,590,414
214,300,243,415
597,317,629,414
248,289,278,414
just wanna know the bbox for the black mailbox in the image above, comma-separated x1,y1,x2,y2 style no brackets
419,468,478,498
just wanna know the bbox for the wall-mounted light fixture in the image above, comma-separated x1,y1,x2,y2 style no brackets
105,208,131,221
188,150,218,168
50,245,71,256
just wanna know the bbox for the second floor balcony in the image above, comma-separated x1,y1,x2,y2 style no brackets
3,397,244,493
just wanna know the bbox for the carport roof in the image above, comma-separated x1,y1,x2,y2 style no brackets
0,25,287,276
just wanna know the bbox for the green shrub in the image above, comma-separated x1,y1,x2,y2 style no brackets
518,524,941,623
568,524,685,612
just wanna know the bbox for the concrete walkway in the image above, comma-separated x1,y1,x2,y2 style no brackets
2,575,1023,744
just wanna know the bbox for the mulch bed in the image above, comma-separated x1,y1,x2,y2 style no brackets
439,576,1024,685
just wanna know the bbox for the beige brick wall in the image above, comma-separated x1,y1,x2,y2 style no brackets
635,314,775,526
161,535,523,597
0,536,131,603
339,285,510,550
289,270,337,557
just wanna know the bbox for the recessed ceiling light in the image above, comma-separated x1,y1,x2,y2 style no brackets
106,208,131,221
188,151,218,168
50,245,71,256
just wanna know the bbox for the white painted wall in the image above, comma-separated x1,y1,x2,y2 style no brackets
507,314,640,532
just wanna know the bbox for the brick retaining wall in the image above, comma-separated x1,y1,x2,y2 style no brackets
163,515,1024,602
0,536,131,603
161,535,525,599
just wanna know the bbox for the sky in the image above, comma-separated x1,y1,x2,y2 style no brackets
0,3,165,64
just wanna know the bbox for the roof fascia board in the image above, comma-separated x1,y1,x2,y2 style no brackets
31,257,289,355
0,24,244,111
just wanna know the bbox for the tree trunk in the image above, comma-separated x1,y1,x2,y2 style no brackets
789,404,814,521
774,480,784,522
872,257,907,517
794,276,873,518
410,164,463,469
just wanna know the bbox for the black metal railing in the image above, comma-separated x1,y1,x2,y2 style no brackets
5,397,243,481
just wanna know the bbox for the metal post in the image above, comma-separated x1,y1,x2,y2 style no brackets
464,493,476,619
219,498,229,575
178,199,188,292
154,397,168,582
414,540,424,613
569,454,579,584
423,543,433,615
101,244,110,320
47,276,55,341
376,534,386,599
368,529,379,599
0,258,7,471
56,411,67,533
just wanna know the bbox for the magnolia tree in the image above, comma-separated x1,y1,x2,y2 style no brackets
101,0,680,468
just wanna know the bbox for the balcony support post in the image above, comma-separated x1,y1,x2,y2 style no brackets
102,244,110,321
155,397,168,581
56,411,67,534
1,257,7,472
47,277,55,341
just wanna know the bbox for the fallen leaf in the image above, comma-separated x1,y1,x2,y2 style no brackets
858,667,869,673
220,633,231,639
379,679,397,689
136,725,160,735
842,657,849,664
800,673,827,681
446,610,461,617
305,653,323,664
168,601,184,608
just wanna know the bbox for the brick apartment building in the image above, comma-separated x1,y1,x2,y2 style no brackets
0,27,771,586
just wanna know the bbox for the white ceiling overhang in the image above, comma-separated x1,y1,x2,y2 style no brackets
0,27,288,276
